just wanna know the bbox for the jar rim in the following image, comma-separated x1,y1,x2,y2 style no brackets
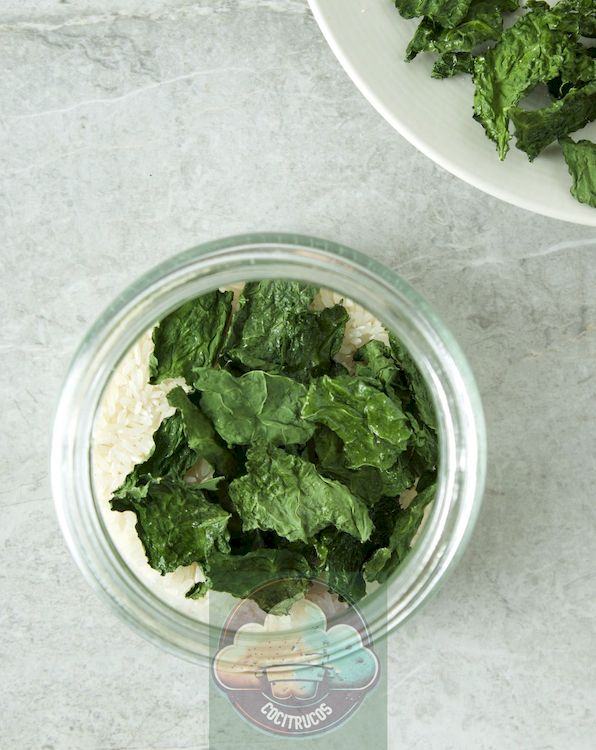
51,232,486,663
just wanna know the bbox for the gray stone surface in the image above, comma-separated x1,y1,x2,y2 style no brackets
1,1,595,748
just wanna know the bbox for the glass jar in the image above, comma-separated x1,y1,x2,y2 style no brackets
51,233,486,663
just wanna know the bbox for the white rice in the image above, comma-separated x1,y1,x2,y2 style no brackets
91,288,430,619
312,288,389,369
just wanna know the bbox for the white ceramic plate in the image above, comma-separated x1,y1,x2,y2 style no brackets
309,0,596,226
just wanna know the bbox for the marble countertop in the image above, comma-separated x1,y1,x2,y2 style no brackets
1,1,595,748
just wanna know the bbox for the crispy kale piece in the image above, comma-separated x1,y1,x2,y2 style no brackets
394,0,475,29
224,280,347,381
432,51,475,78
150,290,233,384
194,368,314,446
313,427,416,505
302,375,412,470
229,444,373,544
363,483,437,584
511,81,596,160
406,0,518,63
560,136,596,206
473,1,596,159
187,548,311,613
112,478,231,574
167,386,236,476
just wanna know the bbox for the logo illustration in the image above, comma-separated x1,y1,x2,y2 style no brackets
213,580,379,737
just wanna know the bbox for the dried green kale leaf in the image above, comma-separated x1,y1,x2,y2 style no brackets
302,375,412,470
560,136,596,206
395,0,475,29
313,529,368,603
224,280,347,380
111,478,230,574
388,335,437,431
187,548,312,613
553,0,596,37
472,1,590,159
579,14,596,38
406,0,518,62
149,290,233,383
512,81,596,161
354,338,438,474
111,412,198,504
167,386,236,476
353,339,400,393
313,426,416,505
363,483,437,583
432,51,475,78
194,368,314,446
229,444,373,544
547,43,596,99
